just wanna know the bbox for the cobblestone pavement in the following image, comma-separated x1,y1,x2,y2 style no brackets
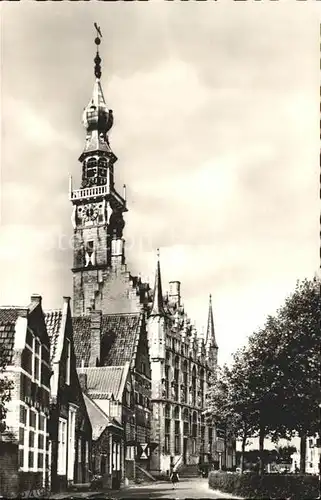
89,478,242,499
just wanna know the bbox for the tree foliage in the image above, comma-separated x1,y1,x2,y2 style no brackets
206,276,321,475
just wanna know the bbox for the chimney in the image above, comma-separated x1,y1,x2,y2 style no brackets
30,294,42,306
169,281,181,307
78,372,87,393
89,309,102,367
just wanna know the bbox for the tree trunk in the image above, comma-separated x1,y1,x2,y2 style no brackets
299,431,307,474
240,434,246,474
258,426,265,476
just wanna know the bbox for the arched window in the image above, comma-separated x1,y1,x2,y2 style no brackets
86,158,97,178
174,406,180,420
180,360,187,403
164,404,171,455
192,411,197,438
192,366,197,406
165,404,171,419
98,157,108,183
183,408,189,436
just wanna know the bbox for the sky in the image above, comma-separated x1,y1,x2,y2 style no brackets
0,2,319,366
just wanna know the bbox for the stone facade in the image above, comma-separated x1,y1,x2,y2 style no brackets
146,261,225,476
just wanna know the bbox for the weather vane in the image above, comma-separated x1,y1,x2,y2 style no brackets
94,22,102,42
94,23,103,79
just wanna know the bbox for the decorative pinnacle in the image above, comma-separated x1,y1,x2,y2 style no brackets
94,23,103,79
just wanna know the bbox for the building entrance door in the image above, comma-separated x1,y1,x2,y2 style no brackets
183,438,187,464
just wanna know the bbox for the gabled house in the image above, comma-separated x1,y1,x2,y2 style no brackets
73,310,152,479
45,297,92,492
0,295,51,497
77,363,131,485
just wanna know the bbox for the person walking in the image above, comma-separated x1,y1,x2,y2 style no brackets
170,470,179,489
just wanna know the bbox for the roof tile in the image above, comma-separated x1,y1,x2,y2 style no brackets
0,308,24,365
73,316,91,367
77,366,127,401
44,310,63,361
101,313,141,366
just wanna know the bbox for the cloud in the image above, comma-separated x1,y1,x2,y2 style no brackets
0,4,318,364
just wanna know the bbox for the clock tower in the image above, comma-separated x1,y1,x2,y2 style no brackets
70,30,129,316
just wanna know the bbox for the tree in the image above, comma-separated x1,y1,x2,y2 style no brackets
206,358,257,473
272,277,321,473
0,344,13,434
237,277,320,474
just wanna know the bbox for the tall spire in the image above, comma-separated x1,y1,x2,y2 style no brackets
150,249,166,317
205,294,218,348
79,24,115,164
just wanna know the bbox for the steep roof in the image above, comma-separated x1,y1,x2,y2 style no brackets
101,313,141,367
73,312,142,369
83,392,111,440
73,316,91,366
0,308,26,364
205,294,218,349
44,309,63,362
83,393,122,441
77,364,129,401
150,255,166,317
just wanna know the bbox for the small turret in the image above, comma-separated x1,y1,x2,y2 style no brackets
205,294,218,349
205,294,218,368
150,249,166,317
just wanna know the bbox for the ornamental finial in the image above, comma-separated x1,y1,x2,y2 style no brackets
94,23,102,79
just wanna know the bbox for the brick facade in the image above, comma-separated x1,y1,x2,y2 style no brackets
45,298,92,492
0,439,19,497
0,297,51,495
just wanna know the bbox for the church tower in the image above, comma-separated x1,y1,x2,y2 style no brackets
70,29,138,316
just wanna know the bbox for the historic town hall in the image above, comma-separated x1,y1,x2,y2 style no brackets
0,29,235,496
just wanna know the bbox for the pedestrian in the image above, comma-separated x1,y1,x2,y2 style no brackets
170,470,179,489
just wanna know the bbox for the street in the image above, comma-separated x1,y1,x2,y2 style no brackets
92,478,241,499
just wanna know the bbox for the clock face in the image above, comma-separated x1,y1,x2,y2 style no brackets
82,204,99,223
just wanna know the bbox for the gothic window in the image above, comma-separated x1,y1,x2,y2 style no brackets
192,366,197,406
165,404,171,419
181,360,188,403
199,368,205,408
174,406,180,420
165,366,169,399
192,411,197,438
165,417,170,455
183,408,189,436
